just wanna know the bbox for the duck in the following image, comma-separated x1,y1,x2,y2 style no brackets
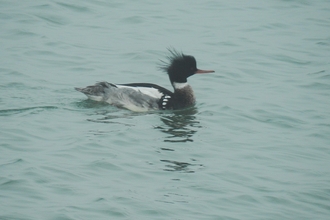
75,49,214,112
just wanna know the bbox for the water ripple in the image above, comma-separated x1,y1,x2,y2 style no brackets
0,106,58,116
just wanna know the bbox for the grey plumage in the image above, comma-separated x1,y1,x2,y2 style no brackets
75,82,161,112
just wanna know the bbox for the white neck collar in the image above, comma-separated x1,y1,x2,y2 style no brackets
172,82,188,89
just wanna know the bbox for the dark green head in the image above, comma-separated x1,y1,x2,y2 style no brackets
160,49,214,84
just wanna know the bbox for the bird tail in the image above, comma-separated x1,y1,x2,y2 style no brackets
75,82,116,101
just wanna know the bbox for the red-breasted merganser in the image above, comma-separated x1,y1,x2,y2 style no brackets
75,49,214,112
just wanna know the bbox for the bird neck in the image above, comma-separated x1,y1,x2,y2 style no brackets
171,82,196,108
172,82,189,90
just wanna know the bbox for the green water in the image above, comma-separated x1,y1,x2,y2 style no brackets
1,0,330,219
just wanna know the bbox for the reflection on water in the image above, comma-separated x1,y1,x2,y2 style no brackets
161,160,193,173
74,100,140,126
160,159,203,173
74,99,109,109
156,107,203,173
155,107,201,143
76,101,203,173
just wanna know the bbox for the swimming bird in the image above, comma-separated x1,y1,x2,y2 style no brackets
75,49,214,112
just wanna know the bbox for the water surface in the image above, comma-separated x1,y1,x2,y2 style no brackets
1,0,330,219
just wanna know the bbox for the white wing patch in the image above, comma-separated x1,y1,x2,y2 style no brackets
116,85,164,99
